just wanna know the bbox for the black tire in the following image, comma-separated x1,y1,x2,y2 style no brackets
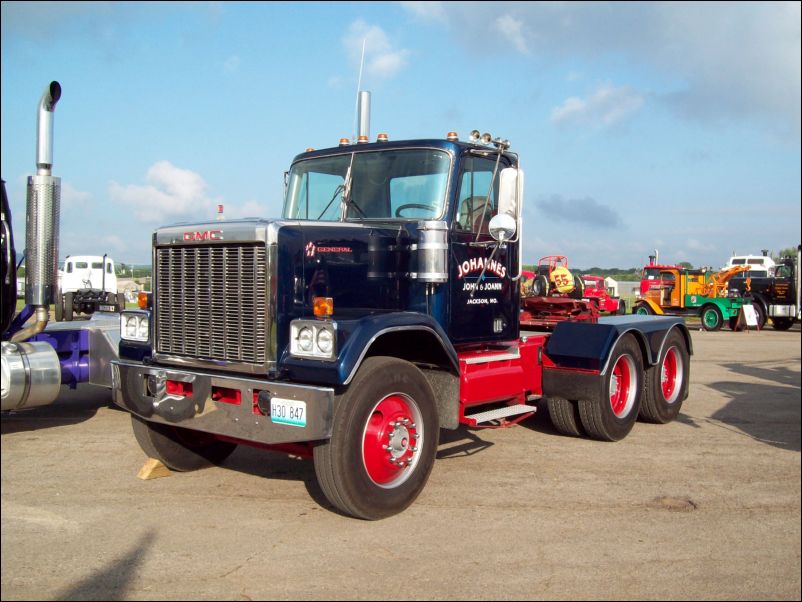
532,275,550,297
617,300,626,315
313,356,439,520
54,293,64,322
578,334,643,441
640,329,690,424
634,303,653,315
64,291,74,322
117,292,127,311
750,302,766,330
700,305,722,331
131,414,237,472
546,397,585,437
771,317,795,331
569,273,585,300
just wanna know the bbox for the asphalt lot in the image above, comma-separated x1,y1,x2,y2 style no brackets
2,325,800,600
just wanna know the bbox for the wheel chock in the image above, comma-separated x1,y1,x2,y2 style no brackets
137,458,172,480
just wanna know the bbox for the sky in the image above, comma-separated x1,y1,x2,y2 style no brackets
1,0,800,270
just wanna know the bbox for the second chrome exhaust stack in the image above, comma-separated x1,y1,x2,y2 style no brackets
12,81,62,342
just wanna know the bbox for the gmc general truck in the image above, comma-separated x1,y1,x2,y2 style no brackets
113,115,692,520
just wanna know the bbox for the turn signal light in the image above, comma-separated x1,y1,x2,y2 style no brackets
137,291,152,310
313,296,334,318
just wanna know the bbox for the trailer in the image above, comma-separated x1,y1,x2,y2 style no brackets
112,112,692,519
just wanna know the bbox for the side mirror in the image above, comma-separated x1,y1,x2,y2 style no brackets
498,167,523,219
489,213,516,244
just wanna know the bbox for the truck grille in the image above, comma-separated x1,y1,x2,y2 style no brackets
155,244,268,368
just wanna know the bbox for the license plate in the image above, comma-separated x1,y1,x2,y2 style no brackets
98,304,117,312
270,398,306,427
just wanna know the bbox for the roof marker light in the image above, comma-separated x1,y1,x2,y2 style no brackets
357,135,369,144
446,131,459,141
339,138,350,146
305,147,315,152
377,133,389,142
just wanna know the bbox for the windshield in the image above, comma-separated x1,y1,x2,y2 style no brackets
283,148,450,221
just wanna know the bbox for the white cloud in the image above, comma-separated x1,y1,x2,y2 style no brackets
401,1,447,23
343,20,409,80
551,84,644,127
401,1,448,23
109,161,216,223
61,182,92,209
403,2,801,138
495,14,530,55
225,200,267,219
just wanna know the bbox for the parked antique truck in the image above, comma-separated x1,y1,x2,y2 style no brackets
633,260,750,331
112,122,692,520
2,82,120,413
726,246,801,331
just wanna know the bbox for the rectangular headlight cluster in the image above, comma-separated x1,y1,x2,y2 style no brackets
290,319,337,360
120,310,150,343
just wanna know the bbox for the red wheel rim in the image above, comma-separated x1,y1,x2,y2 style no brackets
661,346,683,404
609,354,637,418
362,393,423,488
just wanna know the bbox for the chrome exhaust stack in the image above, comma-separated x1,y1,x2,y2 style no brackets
15,81,62,339
3,82,64,409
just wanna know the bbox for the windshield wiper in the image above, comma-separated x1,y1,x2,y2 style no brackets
316,184,344,220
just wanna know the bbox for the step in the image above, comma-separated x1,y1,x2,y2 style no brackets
464,404,537,426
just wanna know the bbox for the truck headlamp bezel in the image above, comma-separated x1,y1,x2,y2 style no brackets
290,319,337,360
120,310,151,343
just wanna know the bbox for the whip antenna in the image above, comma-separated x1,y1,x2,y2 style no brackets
353,38,366,141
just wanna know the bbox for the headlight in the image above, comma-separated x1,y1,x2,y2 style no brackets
290,320,337,360
316,328,334,354
297,327,314,352
120,310,150,343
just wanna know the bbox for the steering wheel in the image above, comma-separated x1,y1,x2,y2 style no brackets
394,203,438,218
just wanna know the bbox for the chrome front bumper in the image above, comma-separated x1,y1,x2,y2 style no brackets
112,361,334,445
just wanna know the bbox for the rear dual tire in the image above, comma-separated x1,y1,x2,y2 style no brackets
578,334,643,442
640,329,690,423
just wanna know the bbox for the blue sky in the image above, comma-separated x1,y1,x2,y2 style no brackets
2,1,800,269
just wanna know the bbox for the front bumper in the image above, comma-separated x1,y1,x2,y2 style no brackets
112,361,334,446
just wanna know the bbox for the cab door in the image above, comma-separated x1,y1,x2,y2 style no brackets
448,153,518,344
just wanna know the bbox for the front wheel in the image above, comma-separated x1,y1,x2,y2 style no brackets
771,317,795,331
578,334,643,441
64,291,74,322
313,357,439,520
750,302,766,330
640,329,690,423
131,414,237,471
700,305,722,331
634,303,653,315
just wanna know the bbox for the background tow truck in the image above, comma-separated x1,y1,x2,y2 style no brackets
726,245,801,331
633,260,751,331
